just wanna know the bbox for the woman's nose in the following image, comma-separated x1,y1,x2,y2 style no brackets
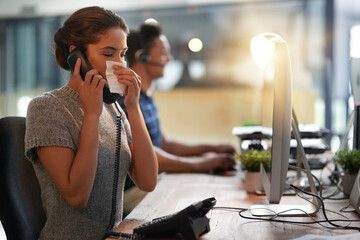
115,55,125,64
166,53,173,62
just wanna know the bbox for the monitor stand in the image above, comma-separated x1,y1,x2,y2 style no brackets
250,110,321,217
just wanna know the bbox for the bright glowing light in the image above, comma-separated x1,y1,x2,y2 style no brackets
17,96,32,117
189,60,206,80
351,25,360,58
145,18,158,24
250,33,283,70
188,38,203,52
251,36,275,70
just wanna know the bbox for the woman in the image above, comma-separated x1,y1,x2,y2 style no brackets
24,6,157,240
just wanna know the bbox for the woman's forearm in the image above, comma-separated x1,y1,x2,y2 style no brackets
127,106,158,191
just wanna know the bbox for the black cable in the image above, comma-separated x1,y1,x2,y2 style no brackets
288,163,347,201
290,184,360,230
236,184,360,230
104,108,122,238
103,231,139,239
212,185,360,231
238,209,360,228
213,206,248,212
104,104,141,239
238,209,320,225
339,204,356,213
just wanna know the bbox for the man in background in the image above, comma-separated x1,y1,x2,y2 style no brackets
119,21,236,213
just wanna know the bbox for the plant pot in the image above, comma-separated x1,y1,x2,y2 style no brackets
244,171,269,193
341,174,357,196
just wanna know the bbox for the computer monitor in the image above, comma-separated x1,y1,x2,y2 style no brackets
249,33,320,216
350,57,360,150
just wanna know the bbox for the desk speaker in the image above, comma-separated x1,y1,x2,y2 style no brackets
350,169,360,214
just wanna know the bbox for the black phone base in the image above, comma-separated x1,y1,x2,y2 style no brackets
179,215,211,240
135,215,211,240
133,197,216,240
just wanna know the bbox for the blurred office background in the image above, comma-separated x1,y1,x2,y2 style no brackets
0,0,359,238
0,0,358,148
0,2,357,153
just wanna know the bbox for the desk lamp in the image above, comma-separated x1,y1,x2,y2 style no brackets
249,33,320,216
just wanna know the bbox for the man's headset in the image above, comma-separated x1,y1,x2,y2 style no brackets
135,30,165,68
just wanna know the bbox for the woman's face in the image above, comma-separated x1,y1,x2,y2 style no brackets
86,27,127,78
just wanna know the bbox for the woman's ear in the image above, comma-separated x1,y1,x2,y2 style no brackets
69,45,77,53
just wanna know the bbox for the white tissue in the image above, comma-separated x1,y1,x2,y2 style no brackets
106,61,127,96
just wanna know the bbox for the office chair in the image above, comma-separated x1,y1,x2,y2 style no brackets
0,116,46,240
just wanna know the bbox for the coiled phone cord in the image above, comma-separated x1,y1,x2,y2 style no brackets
103,103,139,240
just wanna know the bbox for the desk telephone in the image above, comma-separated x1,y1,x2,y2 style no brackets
67,47,120,104
133,197,216,240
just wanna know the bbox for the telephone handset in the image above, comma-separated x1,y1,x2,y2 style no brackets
67,47,120,104
133,197,216,240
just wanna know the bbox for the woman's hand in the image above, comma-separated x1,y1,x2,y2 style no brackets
214,144,236,154
71,58,106,118
112,65,142,109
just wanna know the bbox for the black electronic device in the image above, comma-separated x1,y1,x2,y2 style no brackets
67,47,120,104
133,197,216,240
134,30,165,68
354,104,360,149
134,30,150,64
351,58,360,150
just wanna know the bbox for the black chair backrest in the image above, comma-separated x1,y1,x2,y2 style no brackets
0,116,46,240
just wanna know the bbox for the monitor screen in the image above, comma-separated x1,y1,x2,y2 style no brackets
350,57,360,149
250,33,320,216
260,38,292,204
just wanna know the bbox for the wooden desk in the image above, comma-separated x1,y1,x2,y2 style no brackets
114,172,360,239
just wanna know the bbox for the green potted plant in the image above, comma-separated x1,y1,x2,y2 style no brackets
333,149,360,195
234,149,271,193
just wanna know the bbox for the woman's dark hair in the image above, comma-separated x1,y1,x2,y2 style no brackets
54,6,129,70
126,22,163,68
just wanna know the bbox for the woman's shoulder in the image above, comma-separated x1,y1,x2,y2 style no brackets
27,87,76,118
29,86,78,109
28,90,59,109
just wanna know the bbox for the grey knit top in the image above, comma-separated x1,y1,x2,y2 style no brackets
25,86,132,240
